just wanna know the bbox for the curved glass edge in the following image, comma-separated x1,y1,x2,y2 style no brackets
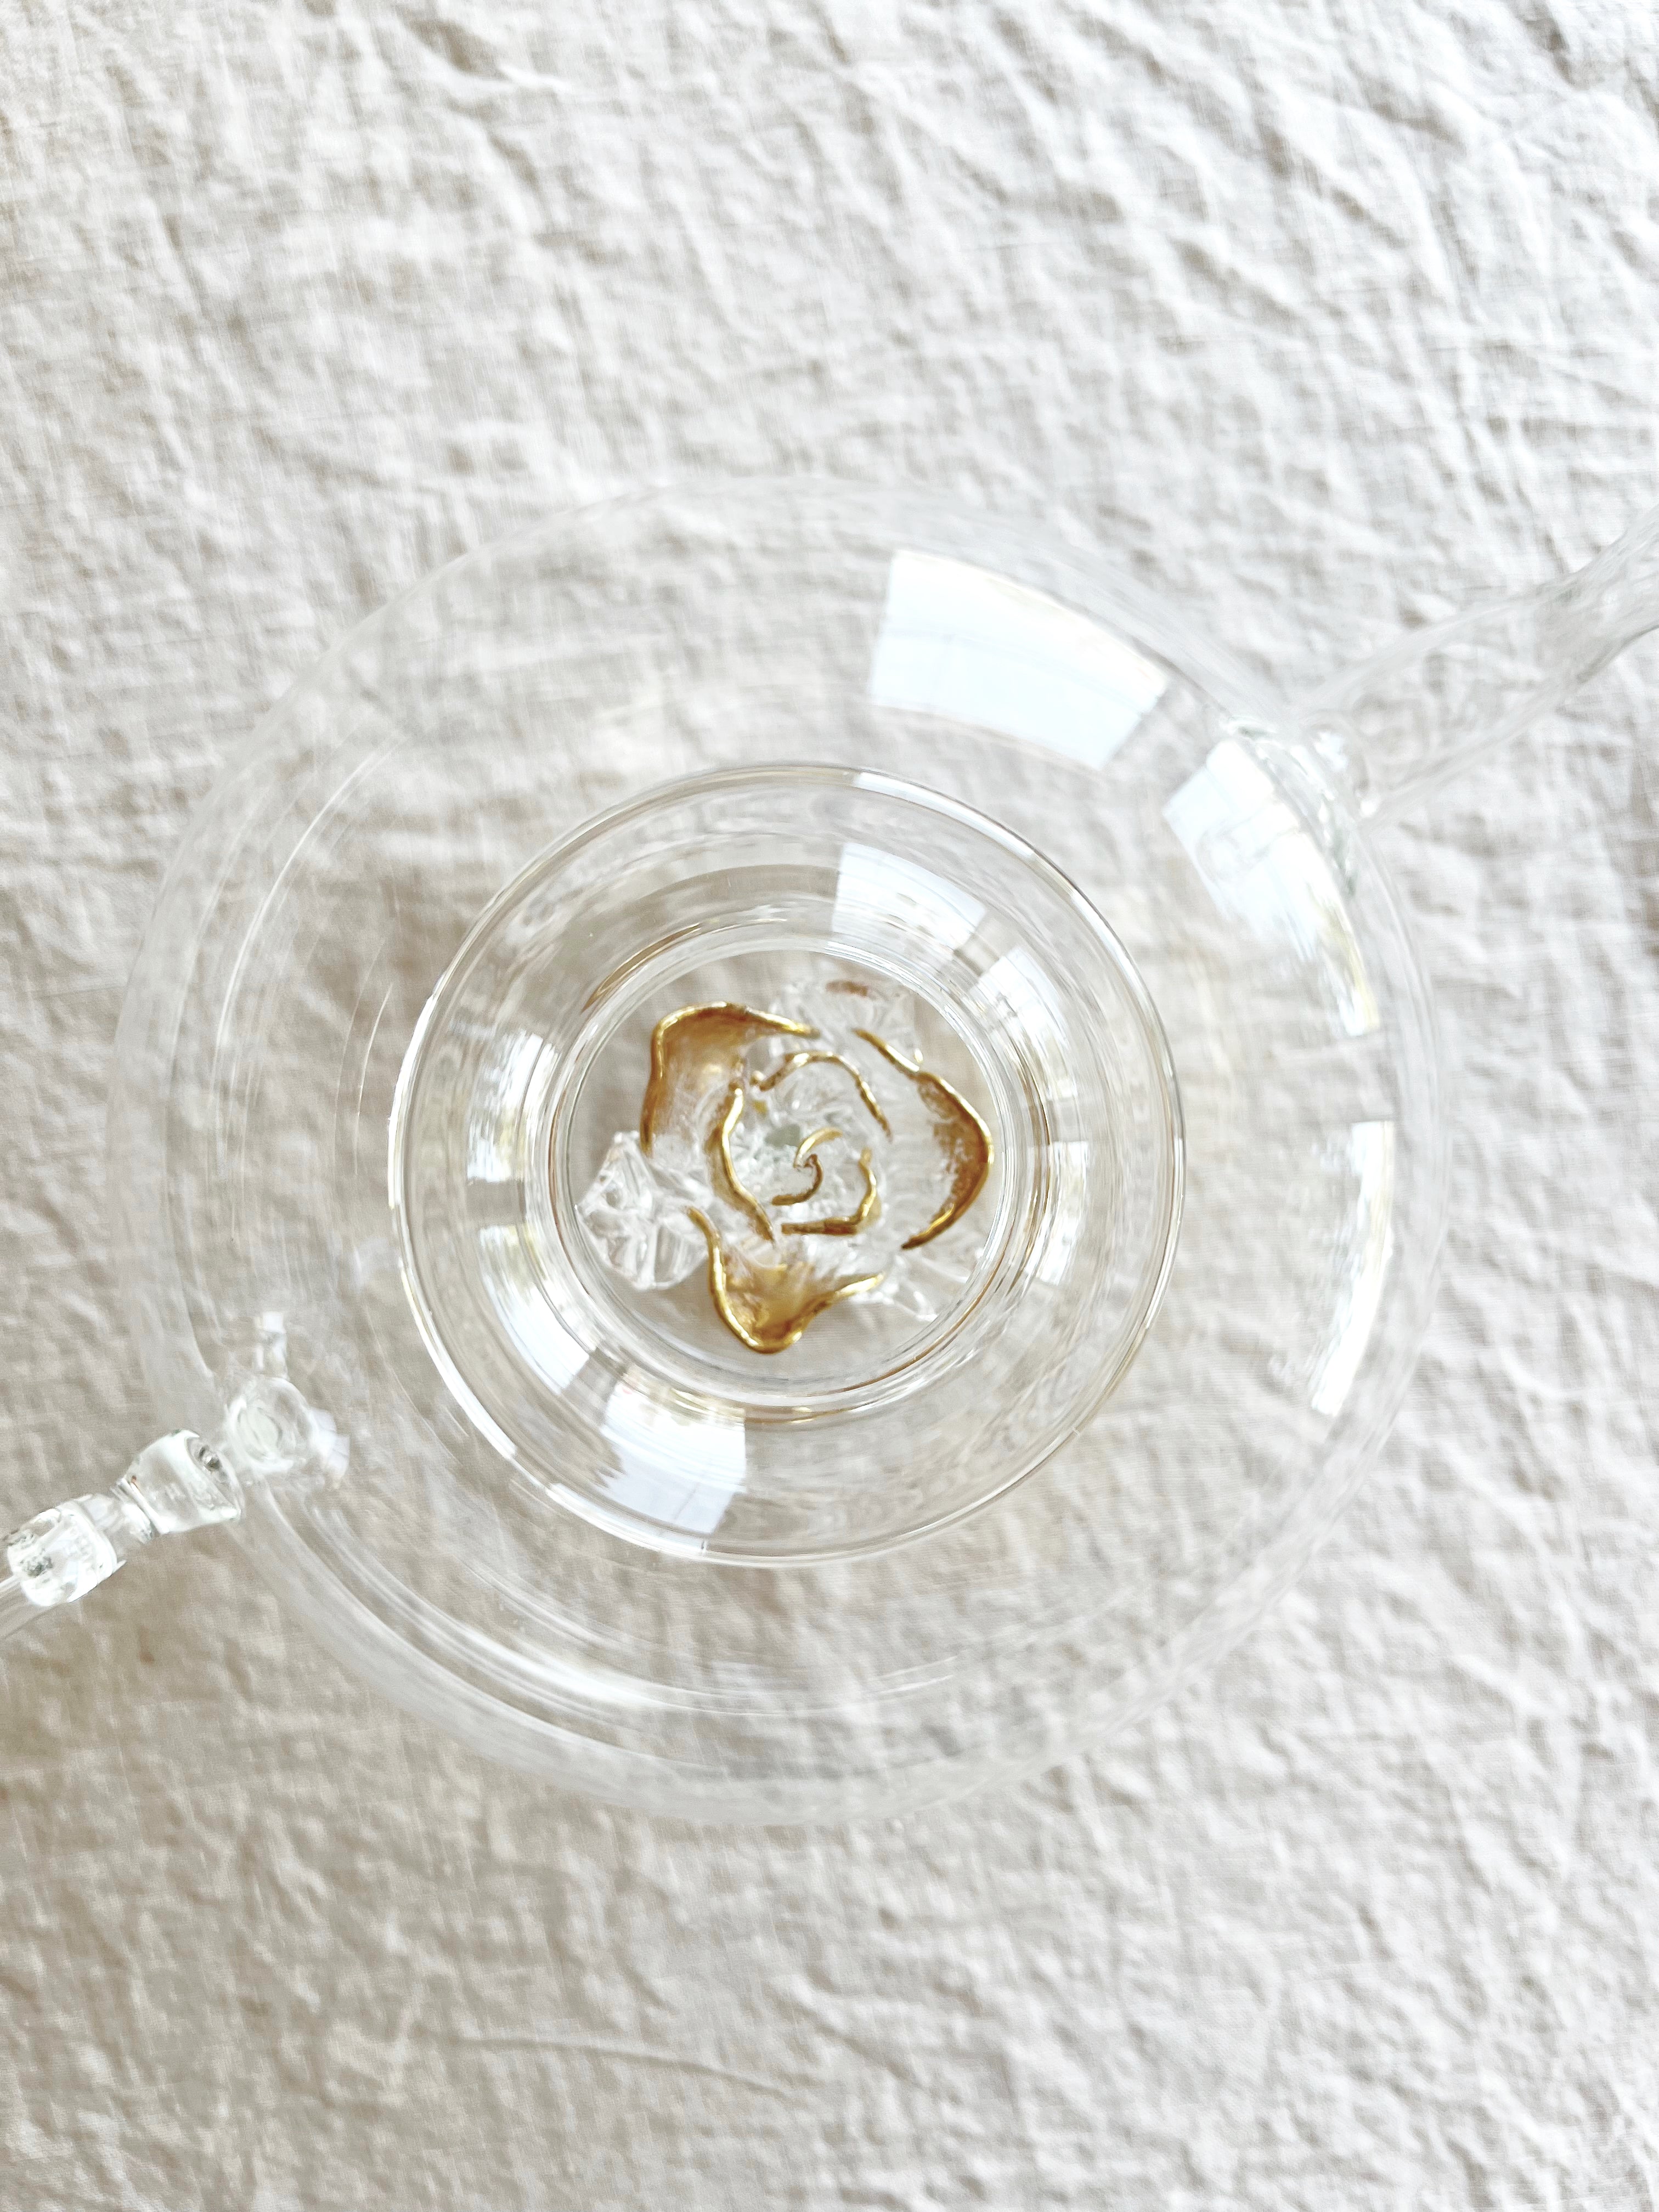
105,478,1444,1820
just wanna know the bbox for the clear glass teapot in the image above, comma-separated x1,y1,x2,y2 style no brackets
5,481,1655,1822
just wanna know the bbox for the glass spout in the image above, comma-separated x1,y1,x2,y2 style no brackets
1297,504,1659,821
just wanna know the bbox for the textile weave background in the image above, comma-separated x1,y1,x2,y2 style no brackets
3,5,1658,2205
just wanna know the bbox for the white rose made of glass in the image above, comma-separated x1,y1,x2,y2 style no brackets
579,984,992,1352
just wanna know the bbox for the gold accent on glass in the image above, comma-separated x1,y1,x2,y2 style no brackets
854,1030,993,1248
640,1003,812,1149
780,1148,879,1237
628,998,992,1353
687,1208,883,1356
712,1081,774,1243
770,1127,839,1207
752,1049,891,1135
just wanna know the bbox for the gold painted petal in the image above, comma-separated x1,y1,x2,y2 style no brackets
711,1081,774,1242
769,1126,839,1207
854,1029,993,1248
751,1049,891,1136
640,1003,812,1154
780,1147,881,1238
687,1209,882,1355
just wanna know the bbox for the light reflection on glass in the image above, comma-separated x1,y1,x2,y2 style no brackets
973,947,1074,1100
466,1029,546,1184
870,550,1168,766
830,840,984,960
478,1222,589,1390
1166,738,1397,1420
600,1379,744,1537
1310,1120,1397,1418
1164,736,1380,1039
1031,1139,1092,1288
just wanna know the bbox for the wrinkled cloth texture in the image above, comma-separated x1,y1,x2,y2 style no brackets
3,4,1659,2207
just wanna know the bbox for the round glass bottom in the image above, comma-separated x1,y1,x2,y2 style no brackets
391,767,1183,1565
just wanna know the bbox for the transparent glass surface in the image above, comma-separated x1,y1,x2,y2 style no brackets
393,768,1182,1564
110,481,1445,1820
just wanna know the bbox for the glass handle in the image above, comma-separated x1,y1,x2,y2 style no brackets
1297,503,1659,822
1,1379,343,1641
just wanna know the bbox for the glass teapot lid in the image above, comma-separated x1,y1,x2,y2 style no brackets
109,479,1443,1820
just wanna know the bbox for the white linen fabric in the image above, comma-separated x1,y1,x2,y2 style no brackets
3,5,1657,2205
